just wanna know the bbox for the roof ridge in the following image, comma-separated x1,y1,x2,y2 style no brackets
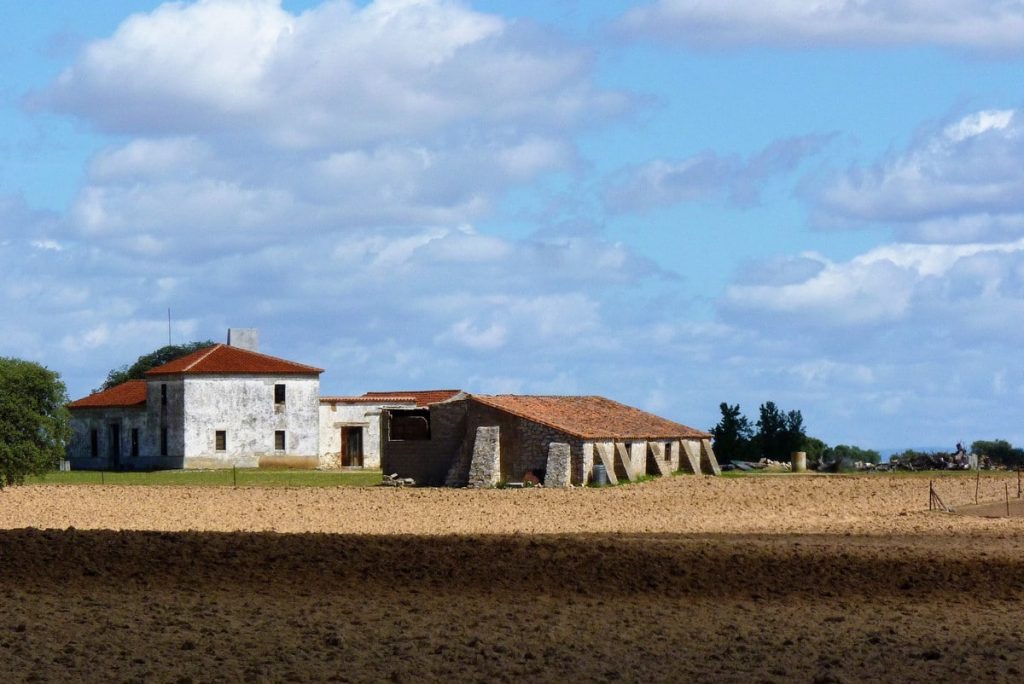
183,344,222,372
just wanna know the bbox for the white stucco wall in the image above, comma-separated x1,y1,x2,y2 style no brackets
181,374,320,468
318,403,385,469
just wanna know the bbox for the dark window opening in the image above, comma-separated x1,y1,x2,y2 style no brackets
275,430,286,451
161,384,167,406
90,429,98,458
160,428,168,456
131,429,139,458
108,424,121,464
389,409,431,441
274,384,286,405
215,431,227,451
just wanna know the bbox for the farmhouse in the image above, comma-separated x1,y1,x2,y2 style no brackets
381,393,717,486
67,330,322,470
67,330,717,484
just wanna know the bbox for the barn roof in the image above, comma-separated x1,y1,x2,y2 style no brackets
145,344,323,376
470,394,711,441
320,390,462,407
68,380,148,409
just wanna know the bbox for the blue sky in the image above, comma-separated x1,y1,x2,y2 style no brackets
3,0,1024,449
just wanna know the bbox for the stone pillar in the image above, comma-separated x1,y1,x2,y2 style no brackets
544,442,572,488
468,426,500,487
668,441,681,472
578,442,595,485
630,441,647,477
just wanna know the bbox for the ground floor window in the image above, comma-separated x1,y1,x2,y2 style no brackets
275,430,285,451
215,430,227,451
131,428,139,458
90,429,98,458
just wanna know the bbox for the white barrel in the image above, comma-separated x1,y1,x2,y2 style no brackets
791,451,807,473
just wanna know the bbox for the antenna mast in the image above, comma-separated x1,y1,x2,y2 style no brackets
167,308,172,346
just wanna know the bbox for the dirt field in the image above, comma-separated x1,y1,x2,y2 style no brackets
2,473,1024,682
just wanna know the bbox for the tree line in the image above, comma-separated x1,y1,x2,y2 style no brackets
710,401,881,467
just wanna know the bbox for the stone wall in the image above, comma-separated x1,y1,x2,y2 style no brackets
544,443,571,488
381,399,468,486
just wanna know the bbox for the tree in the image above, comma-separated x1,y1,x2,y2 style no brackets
801,436,829,469
100,340,216,390
710,403,754,463
0,358,71,487
971,440,1024,468
754,401,806,461
823,444,881,467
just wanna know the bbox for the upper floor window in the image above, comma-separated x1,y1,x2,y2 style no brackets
274,384,286,405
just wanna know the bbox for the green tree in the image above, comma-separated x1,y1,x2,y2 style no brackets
801,436,829,468
823,444,881,467
710,403,754,463
100,340,216,390
0,358,71,487
971,440,1024,467
754,401,806,460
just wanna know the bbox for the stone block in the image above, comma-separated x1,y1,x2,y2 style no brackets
680,440,701,474
468,426,500,487
700,439,722,476
544,442,571,488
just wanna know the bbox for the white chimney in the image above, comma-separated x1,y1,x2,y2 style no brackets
227,328,259,352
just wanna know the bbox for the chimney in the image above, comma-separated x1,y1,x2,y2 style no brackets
227,328,259,352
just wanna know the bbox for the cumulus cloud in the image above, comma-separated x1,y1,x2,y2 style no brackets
811,109,1024,242
604,134,831,212
31,0,621,258
37,0,624,146
723,239,1024,332
617,0,1024,53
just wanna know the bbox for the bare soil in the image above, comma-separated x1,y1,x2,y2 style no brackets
2,473,1023,682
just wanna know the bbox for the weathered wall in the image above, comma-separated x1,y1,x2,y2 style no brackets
380,400,468,486
181,375,320,468
67,407,157,470
318,403,383,469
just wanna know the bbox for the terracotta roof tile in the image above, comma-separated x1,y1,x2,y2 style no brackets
470,394,710,441
359,390,463,407
320,396,417,405
146,344,323,376
68,380,148,409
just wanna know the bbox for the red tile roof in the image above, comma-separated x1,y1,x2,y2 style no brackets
68,380,148,409
470,394,711,441
320,396,418,405
359,390,463,407
145,344,323,376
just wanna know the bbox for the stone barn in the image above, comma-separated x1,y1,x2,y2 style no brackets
67,332,323,470
380,394,717,487
318,390,462,469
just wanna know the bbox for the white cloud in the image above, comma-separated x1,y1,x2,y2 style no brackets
811,109,1024,242
617,1,1024,53
605,134,831,212
39,0,622,147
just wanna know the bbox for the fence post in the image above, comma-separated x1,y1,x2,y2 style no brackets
975,470,980,505
1006,483,1011,517
233,466,237,488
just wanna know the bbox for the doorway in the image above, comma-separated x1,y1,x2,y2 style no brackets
341,426,364,467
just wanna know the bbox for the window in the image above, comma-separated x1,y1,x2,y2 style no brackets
131,429,139,458
274,384,286,405
215,430,227,451
160,428,168,456
161,384,167,406
275,430,286,451
388,409,431,441
90,429,98,458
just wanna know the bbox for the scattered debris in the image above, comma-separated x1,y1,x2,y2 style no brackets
381,473,416,487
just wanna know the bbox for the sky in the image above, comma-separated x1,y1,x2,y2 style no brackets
3,0,1024,449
